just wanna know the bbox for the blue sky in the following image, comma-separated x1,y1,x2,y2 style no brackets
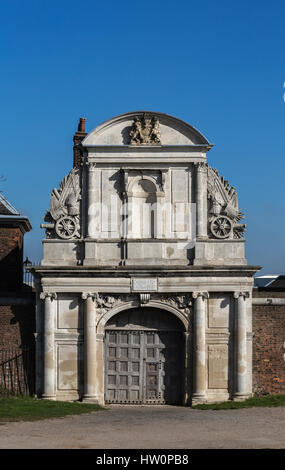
0,0,284,274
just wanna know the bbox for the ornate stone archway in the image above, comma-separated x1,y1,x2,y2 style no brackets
32,111,260,406
103,305,186,404
97,297,189,335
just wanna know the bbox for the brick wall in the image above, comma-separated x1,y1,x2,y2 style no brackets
0,211,35,394
252,290,285,395
0,226,24,290
0,296,36,395
0,299,35,349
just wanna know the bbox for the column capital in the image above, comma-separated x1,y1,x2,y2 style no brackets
86,161,96,170
40,292,57,301
195,161,208,172
82,292,98,301
192,291,209,300
233,291,250,299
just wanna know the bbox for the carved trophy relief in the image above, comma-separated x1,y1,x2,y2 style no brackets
129,114,161,145
159,294,192,315
41,168,81,239
95,294,130,316
207,165,246,239
93,293,193,318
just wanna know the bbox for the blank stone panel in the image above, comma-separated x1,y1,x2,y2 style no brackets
57,295,81,330
101,169,121,235
57,344,78,390
208,345,228,389
208,294,231,329
171,169,189,233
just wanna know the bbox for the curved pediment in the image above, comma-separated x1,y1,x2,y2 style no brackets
82,111,212,147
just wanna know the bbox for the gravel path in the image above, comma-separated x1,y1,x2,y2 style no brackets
1,405,285,449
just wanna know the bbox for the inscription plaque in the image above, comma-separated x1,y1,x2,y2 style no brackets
132,278,157,292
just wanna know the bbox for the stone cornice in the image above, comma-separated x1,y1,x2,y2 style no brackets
29,265,261,279
84,145,212,152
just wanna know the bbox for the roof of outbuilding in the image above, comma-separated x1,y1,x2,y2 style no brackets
0,194,32,232
0,194,20,215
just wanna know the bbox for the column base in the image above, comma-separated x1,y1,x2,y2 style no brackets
41,395,56,401
82,395,99,404
191,394,207,405
232,393,250,402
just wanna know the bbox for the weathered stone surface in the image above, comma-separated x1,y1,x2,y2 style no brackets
33,111,260,404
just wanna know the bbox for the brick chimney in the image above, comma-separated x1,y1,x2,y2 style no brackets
73,117,87,167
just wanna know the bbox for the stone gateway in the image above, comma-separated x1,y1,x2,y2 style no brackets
31,111,260,405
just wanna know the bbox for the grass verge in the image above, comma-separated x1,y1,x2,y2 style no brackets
0,396,105,423
192,394,285,410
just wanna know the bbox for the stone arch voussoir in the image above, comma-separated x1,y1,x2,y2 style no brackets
97,300,188,335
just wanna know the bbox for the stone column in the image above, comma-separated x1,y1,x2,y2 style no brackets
86,162,97,238
233,291,249,401
195,162,208,239
192,291,209,403
82,293,98,403
40,292,57,400
184,331,190,406
34,279,43,397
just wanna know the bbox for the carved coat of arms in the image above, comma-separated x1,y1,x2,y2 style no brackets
129,114,161,145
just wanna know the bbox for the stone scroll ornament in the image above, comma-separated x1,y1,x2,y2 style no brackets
207,165,246,239
129,113,161,145
41,168,81,239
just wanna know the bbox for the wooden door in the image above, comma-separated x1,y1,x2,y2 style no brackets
105,330,144,403
104,308,184,405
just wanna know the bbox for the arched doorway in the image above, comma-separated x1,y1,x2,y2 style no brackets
104,307,185,405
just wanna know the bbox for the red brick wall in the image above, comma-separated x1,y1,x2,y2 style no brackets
0,300,35,349
0,299,35,395
252,290,285,395
0,226,24,290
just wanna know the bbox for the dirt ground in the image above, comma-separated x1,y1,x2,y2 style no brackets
1,404,285,449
